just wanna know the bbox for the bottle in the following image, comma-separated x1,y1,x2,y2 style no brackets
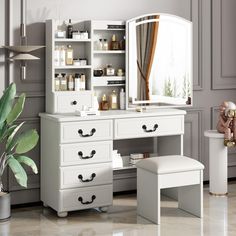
67,19,73,38
103,39,108,50
80,73,86,90
66,45,73,65
67,74,74,91
111,34,119,50
74,73,80,91
54,73,60,91
93,93,99,111
101,94,109,110
54,46,60,67
105,64,115,76
59,45,66,66
60,73,67,91
120,36,125,50
98,39,103,50
110,90,118,109
119,88,126,110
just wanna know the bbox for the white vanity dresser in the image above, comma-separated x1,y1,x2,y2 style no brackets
41,14,192,217
40,109,185,217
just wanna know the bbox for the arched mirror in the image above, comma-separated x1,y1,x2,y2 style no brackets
126,14,193,108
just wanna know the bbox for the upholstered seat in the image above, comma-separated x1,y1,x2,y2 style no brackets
136,155,204,224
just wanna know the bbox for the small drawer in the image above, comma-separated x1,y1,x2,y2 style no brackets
60,141,112,166
60,120,113,143
114,115,184,140
60,163,112,189
60,184,113,211
56,91,92,113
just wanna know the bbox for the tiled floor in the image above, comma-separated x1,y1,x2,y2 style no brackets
1,183,236,236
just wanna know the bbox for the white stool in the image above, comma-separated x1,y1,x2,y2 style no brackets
136,155,204,224
204,130,228,196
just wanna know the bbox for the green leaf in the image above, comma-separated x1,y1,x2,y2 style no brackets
15,129,39,154
7,155,27,188
0,124,17,142
7,93,26,125
6,122,25,153
15,155,38,174
0,83,16,124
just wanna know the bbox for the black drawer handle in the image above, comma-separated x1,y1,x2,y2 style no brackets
78,150,96,159
142,124,158,133
78,173,96,182
78,128,96,137
78,195,96,205
72,101,77,105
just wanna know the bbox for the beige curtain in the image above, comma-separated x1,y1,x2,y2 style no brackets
136,16,159,100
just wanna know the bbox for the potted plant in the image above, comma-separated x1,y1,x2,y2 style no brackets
0,83,39,221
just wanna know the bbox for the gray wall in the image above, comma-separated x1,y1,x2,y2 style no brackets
1,0,236,204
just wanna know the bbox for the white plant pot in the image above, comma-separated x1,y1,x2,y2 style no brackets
0,192,10,221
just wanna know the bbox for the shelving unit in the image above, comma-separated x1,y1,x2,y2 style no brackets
45,19,126,113
91,20,126,104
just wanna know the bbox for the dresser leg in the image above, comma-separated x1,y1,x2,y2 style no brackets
57,211,68,217
43,203,48,208
99,206,109,212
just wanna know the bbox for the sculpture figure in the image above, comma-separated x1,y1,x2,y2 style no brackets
216,101,236,147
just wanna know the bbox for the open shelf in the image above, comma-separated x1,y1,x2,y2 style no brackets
54,38,91,42
93,76,125,87
93,50,125,54
55,65,92,69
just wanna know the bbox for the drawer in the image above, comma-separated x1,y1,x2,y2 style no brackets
60,184,113,211
60,163,112,189
56,91,92,113
60,141,112,166
60,120,113,143
114,115,184,139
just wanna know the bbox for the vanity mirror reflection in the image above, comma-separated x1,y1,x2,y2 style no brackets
126,13,193,108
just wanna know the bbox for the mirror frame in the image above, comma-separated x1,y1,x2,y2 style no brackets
126,13,193,109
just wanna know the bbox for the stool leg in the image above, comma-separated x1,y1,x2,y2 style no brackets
178,170,203,218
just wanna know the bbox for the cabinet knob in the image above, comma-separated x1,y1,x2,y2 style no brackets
72,101,77,105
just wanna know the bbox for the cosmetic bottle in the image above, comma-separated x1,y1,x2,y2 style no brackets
111,34,119,50
67,74,74,91
60,73,67,91
67,19,73,38
110,90,118,109
101,94,109,110
105,64,115,76
98,39,103,50
80,74,86,90
54,73,60,91
120,36,126,50
74,73,80,91
59,45,66,66
54,46,60,67
66,45,73,65
103,39,109,50
119,88,126,110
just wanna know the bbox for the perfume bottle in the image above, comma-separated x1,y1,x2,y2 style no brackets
66,45,73,65
103,39,109,50
54,73,60,91
101,94,109,110
110,90,118,109
111,34,119,50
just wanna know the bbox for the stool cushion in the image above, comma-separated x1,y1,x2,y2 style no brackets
136,155,204,174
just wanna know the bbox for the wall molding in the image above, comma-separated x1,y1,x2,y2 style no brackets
191,0,203,90
184,108,204,162
212,0,236,89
